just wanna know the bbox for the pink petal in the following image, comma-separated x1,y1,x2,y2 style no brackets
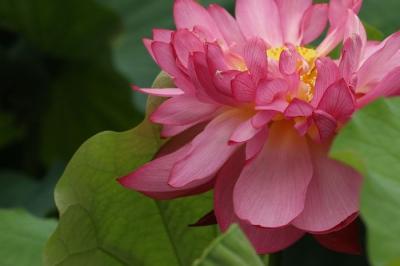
153,29,174,42
236,0,283,47
313,218,361,255
205,44,239,96
233,122,313,228
292,142,362,232
119,144,214,200
230,118,262,144
277,0,312,45
279,47,299,75
256,78,288,105
256,99,289,112
358,66,400,107
190,52,236,105
213,70,239,96
338,13,366,87
361,40,383,63
150,96,218,126
313,110,338,142
192,25,217,42
317,79,355,121
344,10,367,48
339,35,363,87
145,30,173,60
242,38,268,83
215,149,305,254
143,39,155,61
286,72,301,92
285,98,314,118
329,0,362,29
357,32,400,91
251,111,276,128
301,4,329,44
311,57,340,107
168,111,243,187
295,117,312,136
172,29,204,67
132,86,184,97
152,41,181,77
208,4,245,48
231,72,257,103
206,43,230,72
173,0,221,40
245,127,268,160
187,53,216,102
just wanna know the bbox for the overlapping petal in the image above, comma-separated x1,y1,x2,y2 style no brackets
119,127,214,200
301,4,329,44
233,122,313,228
168,111,243,187
150,95,218,126
292,141,362,232
215,149,305,254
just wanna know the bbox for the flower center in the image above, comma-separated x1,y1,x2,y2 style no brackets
266,47,286,61
296,46,318,65
299,61,317,102
267,46,318,102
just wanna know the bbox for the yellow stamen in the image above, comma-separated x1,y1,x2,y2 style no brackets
266,46,318,102
266,46,317,63
296,46,317,65
266,47,286,61
299,66,317,102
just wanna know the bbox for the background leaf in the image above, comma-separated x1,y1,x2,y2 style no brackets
0,163,64,216
0,113,23,149
39,62,139,164
364,22,385,41
44,74,218,266
0,209,57,266
0,0,120,60
331,98,400,266
360,0,400,36
193,225,264,266
0,0,140,170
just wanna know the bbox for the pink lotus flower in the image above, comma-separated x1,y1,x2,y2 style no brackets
120,0,400,254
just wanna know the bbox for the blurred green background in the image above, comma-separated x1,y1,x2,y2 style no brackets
0,0,399,265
